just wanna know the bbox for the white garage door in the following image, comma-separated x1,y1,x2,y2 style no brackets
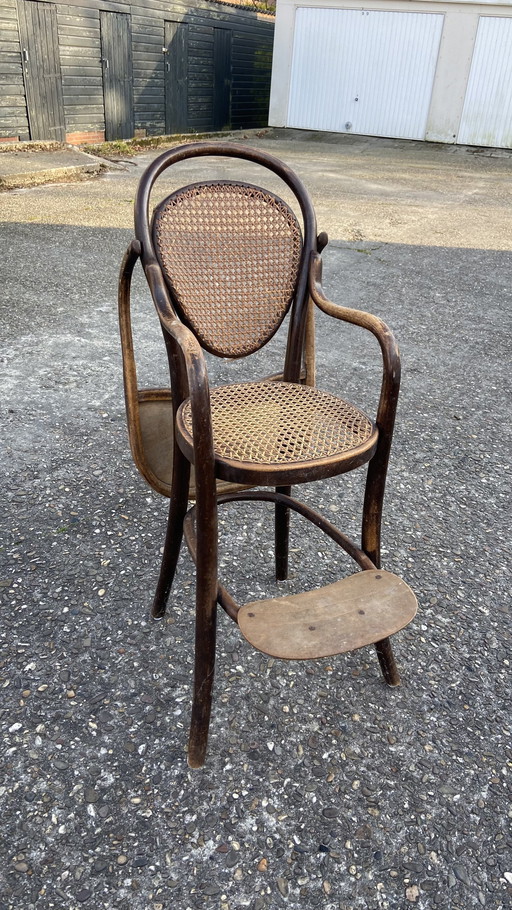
458,17,512,148
288,8,444,140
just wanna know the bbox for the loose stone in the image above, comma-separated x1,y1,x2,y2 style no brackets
453,864,471,886
277,878,288,896
322,807,339,818
225,850,239,868
202,883,221,895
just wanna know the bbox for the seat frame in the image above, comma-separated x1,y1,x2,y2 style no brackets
118,142,413,768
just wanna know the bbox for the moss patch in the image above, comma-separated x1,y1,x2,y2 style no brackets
83,130,270,160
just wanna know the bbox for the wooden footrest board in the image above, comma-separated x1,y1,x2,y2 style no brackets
237,570,417,660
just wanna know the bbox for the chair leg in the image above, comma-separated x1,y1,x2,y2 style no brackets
151,450,190,620
374,637,401,687
187,459,218,769
362,431,394,569
275,485,291,581
361,469,384,570
363,449,402,687
187,587,217,768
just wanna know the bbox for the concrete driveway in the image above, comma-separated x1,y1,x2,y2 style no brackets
1,130,511,910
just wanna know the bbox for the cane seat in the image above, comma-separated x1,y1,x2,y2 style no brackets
177,380,377,484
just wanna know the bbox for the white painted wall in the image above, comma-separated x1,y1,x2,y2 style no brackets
269,0,512,147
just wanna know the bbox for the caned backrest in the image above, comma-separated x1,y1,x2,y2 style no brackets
152,180,303,358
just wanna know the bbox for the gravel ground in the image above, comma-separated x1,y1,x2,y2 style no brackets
1,133,511,910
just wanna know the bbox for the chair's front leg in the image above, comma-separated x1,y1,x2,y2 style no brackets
188,582,217,768
275,485,291,581
154,312,217,766
151,446,190,619
375,637,401,687
187,486,218,769
361,456,385,570
363,447,401,687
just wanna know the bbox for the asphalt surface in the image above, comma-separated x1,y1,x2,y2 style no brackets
1,130,511,910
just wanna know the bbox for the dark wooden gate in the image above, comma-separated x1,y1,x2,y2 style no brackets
100,11,134,141
213,27,232,131
17,0,65,141
164,20,188,134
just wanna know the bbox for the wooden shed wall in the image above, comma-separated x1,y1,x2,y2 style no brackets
59,3,105,136
0,0,29,138
0,0,274,140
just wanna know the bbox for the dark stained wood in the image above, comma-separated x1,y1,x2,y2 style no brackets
1,0,273,140
213,26,231,130
231,32,272,128
100,10,134,140
164,19,188,134
17,0,65,140
238,571,417,660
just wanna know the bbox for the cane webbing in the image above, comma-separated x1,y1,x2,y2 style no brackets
180,382,375,465
153,182,303,358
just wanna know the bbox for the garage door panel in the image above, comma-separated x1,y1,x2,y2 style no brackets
458,17,512,148
288,8,444,140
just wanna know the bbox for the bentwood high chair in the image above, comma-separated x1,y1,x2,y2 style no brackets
118,142,417,768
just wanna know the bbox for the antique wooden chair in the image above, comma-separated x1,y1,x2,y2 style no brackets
118,142,417,767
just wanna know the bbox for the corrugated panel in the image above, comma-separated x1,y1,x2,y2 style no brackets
288,8,443,140
458,17,512,149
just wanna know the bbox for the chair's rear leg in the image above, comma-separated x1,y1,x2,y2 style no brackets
275,486,291,581
151,449,190,620
375,637,401,687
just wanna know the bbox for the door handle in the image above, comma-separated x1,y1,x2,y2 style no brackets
22,48,29,63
